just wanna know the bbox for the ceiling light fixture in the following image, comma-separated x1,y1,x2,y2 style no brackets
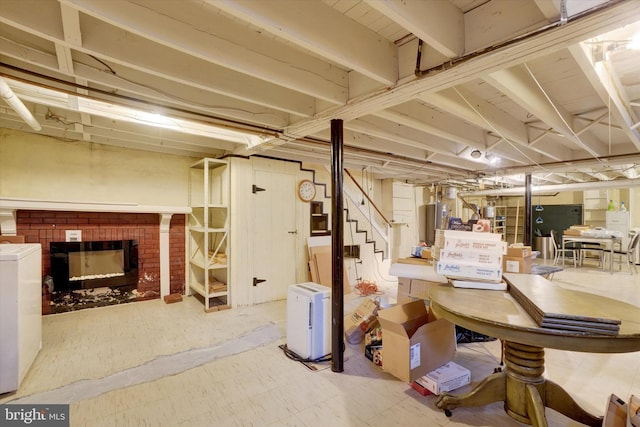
486,152,501,164
3,77,271,147
470,149,482,159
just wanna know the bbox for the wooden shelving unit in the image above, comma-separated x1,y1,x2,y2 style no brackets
583,189,608,228
506,205,524,244
188,158,230,312
492,206,507,240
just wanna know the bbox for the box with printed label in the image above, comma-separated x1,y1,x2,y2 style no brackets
503,256,532,274
435,229,502,248
415,361,471,395
436,262,503,282
439,249,502,265
441,238,507,254
376,300,456,383
344,298,379,344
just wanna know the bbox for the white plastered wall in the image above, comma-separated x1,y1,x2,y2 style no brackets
0,129,196,206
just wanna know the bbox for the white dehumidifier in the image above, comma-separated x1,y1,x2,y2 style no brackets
286,282,331,360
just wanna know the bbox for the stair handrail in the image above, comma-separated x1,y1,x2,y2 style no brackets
344,169,391,226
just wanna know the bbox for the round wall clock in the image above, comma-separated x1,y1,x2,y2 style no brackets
297,179,316,202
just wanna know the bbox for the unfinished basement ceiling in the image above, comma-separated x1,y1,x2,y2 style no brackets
1,0,639,189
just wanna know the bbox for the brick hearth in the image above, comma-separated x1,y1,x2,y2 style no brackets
16,210,186,302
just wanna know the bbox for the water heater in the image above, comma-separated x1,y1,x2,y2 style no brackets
425,203,448,246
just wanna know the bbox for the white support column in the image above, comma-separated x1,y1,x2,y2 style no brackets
159,213,173,297
0,209,17,235
184,225,190,296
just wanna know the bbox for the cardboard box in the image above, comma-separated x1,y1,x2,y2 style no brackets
344,298,379,344
364,322,382,346
439,249,502,265
435,262,503,282
396,257,431,266
376,300,456,383
435,229,502,248
410,380,432,396
602,394,627,427
503,256,532,274
627,394,639,427
563,228,583,236
365,344,383,366
507,245,532,258
441,238,507,254
415,361,471,395
420,247,432,259
307,243,350,294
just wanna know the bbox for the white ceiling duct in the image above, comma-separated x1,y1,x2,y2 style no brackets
0,76,41,131
460,178,640,197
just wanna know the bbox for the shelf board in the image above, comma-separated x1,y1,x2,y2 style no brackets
189,281,228,298
190,204,228,209
189,258,228,270
189,227,227,233
209,290,228,297
189,282,206,297
208,262,228,270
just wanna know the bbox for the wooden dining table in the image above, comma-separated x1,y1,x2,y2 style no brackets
429,273,640,427
561,234,622,273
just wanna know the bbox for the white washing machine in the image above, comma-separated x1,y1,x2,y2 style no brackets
0,243,42,393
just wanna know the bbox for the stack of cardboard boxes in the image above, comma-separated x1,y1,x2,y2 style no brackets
376,300,457,383
503,245,533,274
346,298,457,385
432,230,506,284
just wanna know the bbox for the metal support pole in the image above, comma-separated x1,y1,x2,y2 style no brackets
524,173,532,247
330,119,344,373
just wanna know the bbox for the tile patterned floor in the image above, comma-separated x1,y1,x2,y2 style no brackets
1,260,639,426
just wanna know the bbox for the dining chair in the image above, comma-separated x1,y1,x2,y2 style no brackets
550,229,577,267
579,241,606,269
611,232,640,274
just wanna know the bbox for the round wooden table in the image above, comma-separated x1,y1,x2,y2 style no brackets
429,275,640,427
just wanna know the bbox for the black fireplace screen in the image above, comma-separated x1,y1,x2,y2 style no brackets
50,240,138,291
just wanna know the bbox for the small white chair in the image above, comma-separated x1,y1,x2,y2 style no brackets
550,230,577,267
579,242,606,269
611,233,640,274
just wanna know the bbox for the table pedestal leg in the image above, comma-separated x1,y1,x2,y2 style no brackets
503,341,546,424
436,341,603,427
435,371,506,411
545,380,603,426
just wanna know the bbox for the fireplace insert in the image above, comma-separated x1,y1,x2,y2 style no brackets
50,240,138,291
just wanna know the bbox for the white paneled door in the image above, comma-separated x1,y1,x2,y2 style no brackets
251,169,297,304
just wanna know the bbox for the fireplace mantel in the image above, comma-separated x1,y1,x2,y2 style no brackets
0,198,190,297
0,197,190,215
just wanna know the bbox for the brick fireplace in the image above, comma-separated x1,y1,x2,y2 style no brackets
15,210,186,310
